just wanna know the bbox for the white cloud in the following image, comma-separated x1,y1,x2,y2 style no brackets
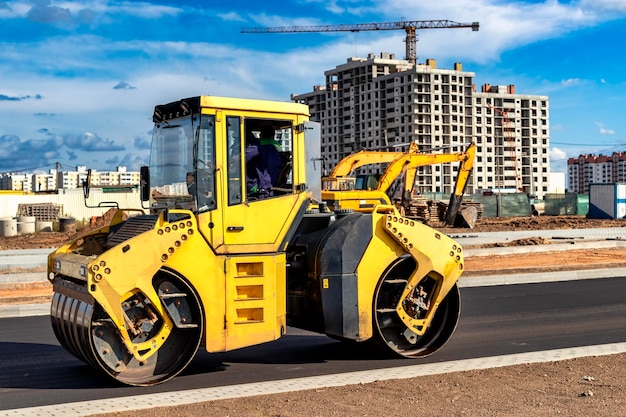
244,12,324,28
580,0,626,13
356,0,622,64
217,11,246,22
87,1,182,19
550,147,568,161
561,78,583,87
300,0,376,16
595,122,615,135
2,0,626,172
0,1,181,25
0,1,29,18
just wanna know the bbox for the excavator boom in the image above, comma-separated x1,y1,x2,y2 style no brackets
376,144,476,194
327,143,419,178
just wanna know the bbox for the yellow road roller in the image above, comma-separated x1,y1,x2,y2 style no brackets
48,95,465,386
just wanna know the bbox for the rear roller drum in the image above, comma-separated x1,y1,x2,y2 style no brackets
51,272,203,386
373,257,460,358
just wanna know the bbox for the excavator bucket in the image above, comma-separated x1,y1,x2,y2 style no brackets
458,205,478,228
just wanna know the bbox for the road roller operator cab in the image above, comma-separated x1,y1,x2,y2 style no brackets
48,95,466,386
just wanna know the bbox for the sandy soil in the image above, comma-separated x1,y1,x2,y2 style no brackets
94,353,626,417
442,214,626,233
5,245,626,305
3,214,626,416
2,213,626,251
464,246,626,275
4,215,626,304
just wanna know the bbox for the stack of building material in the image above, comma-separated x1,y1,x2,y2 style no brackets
16,203,62,222
404,195,431,222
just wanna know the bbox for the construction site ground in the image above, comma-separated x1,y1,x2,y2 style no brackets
2,214,626,416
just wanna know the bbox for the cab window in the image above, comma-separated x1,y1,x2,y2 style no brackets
243,118,293,201
227,116,242,206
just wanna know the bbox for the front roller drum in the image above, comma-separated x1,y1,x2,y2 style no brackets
373,257,461,358
50,273,203,386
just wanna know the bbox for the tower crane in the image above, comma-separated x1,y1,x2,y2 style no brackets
241,19,479,64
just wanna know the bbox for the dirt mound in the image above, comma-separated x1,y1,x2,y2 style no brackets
438,214,626,233
481,236,553,248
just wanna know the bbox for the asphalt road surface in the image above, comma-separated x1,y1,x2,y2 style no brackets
1,277,625,411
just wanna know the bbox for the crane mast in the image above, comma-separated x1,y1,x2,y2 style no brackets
488,104,523,192
241,19,479,64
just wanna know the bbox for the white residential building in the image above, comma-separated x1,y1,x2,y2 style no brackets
58,166,89,190
1,166,140,191
568,152,626,194
32,169,58,191
0,173,31,191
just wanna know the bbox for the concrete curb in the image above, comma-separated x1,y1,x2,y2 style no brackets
4,342,626,417
0,303,50,318
0,272,47,285
459,267,626,287
0,248,52,257
464,238,626,257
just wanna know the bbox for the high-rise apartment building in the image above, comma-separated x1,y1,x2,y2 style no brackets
292,52,551,199
473,84,550,198
567,153,626,194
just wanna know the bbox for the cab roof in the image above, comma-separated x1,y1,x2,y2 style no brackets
153,95,310,122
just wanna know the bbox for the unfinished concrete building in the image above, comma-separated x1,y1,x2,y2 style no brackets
292,52,550,199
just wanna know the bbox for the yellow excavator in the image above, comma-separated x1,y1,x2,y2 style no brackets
48,96,465,386
321,143,421,212
322,143,476,225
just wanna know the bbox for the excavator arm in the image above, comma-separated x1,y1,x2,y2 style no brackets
376,146,475,194
374,143,476,225
327,143,420,178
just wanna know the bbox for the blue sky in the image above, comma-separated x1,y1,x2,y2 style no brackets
1,0,626,175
